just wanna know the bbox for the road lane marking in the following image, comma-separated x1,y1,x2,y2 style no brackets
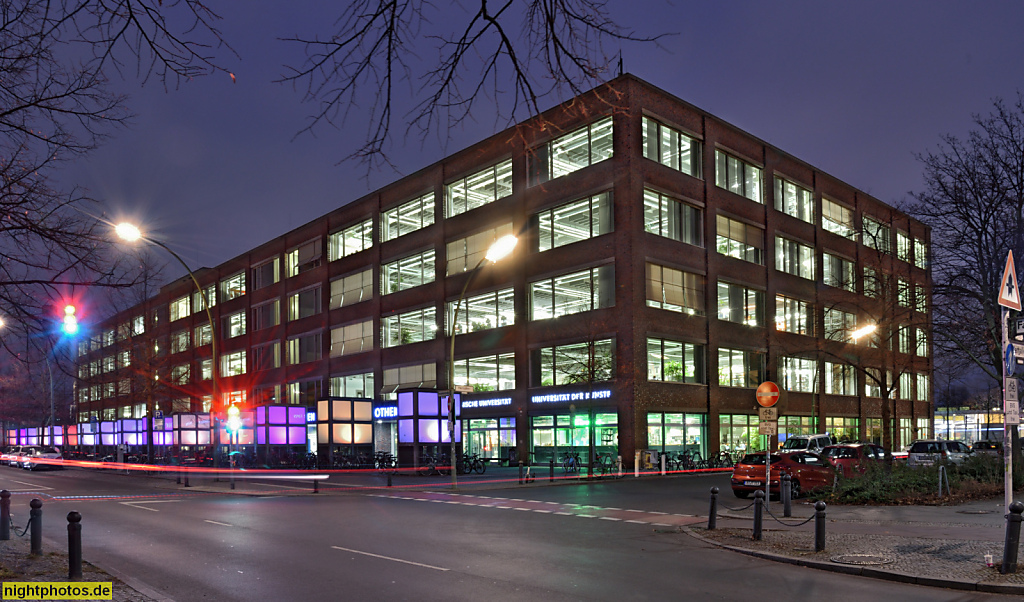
533,510,552,513
331,546,448,571
119,500,181,512
250,483,303,489
204,520,233,527
624,520,648,524
599,517,622,521
4,479,53,491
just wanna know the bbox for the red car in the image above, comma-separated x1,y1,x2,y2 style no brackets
821,443,884,476
730,451,836,499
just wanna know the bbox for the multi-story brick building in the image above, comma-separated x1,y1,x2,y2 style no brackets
73,74,932,465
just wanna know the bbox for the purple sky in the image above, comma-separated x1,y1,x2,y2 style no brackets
70,1,1024,282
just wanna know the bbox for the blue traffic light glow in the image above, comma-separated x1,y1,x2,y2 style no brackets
61,304,79,335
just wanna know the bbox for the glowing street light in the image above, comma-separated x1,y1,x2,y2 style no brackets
851,323,877,341
447,234,518,489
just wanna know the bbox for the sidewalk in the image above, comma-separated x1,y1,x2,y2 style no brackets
686,495,1024,595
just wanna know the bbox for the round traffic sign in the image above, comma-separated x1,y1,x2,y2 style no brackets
1007,344,1016,376
756,381,781,408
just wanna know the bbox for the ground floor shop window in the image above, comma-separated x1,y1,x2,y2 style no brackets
530,412,617,465
646,413,706,459
779,416,815,441
463,418,515,461
825,417,859,442
719,414,765,457
867,418,913,449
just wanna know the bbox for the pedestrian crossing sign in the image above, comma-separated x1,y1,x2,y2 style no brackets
999,251,1022,311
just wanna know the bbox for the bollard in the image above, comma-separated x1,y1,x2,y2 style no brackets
518,460,524,485
184,469,190,488
176,467,181,485
617,456,622,478
313,477,319,494
634,451,640,478
67,512,82,579
1000,501,1024,574
1,490,10,541
30,498,42,556
549,459,555,482
661,454,666,476
387,472,393,487
752,490,764,540
782,474,792,518
708,487,719,530
814,500,827,552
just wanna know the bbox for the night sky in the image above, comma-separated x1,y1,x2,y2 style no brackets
68,0,1024,283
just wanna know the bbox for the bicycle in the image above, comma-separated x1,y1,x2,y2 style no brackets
418,454,449,476
374,451,398,474
561,450,581,474
460,453,486,475
594,452,623,478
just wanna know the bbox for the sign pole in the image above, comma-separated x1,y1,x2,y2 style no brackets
1005,307,1013,514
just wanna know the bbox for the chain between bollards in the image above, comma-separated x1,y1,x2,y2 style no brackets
67,512,82,579
814,500,827,552
708,487,719,530
752,490,764,540
29,498,42,556
1001,500,1024,574
0,490,9,541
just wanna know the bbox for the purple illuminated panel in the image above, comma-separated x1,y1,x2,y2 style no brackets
418,419,441,443
268,426,287,444
288,407,306,425
257,429,266,445
288,426,305,444
257,406,266,425
101,422,114,433
398,419,414,443
269,406,287,425
398,392,414,417
418,392,439,417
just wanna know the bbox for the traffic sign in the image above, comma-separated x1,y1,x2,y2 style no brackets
1006,377,1018,403
758,407,778,421
755,381,781,408
998,251,1022,310
1007,344,1017,376
758,421,778,436
454,385,474,394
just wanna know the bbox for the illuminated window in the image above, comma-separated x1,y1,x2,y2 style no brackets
643,189,701,247
862,217,891,253
534,193,613,252
825,362,856,395
330,373,375,398
223,311,246,338
252,300,280,330
447,223,513,274
285,239,322,277
194,323,212,347
779,356,816,393
896,231,911,263
220,272,246,301
915,284,927,313
381,363,437,395
647,338,704,384
823,252,855,291
717,215,763,264
824,308,856,341
329,219,373,260
775,295,813,336
533,339,615,386
897,279,911,307
382,307,436,347
382,193,435,241
717,281,763,327
642,116,702,178
381,249,436,294
169,296,190,322
253,342,280,370
288,286,321,321
775,236,815,280
171,364,190,385
287,332,322,365
646,263,704,315
822,199,854,239
452,352,516,392
447,288,515,335
528,116,613,185
717,348,764,388
774,176,814,223
917,373,930,401
916,328,929,357
221,351,246,377
170,330,190,354
447,160,512,216
530,265,615,320
715,150,762,203
913,238,928,269
252,258,280,290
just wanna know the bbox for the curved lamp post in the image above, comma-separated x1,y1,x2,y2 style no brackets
115,223,218,471
447,234,518,489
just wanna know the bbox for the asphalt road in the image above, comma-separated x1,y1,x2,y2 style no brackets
0,466,1014,601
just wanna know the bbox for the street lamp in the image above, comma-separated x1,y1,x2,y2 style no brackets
850,323,877,341
447,234,518,489
115,223,218,472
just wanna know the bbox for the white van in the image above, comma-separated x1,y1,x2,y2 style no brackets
779,433,836,454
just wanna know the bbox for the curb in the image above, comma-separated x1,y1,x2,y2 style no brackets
681,525,1024,595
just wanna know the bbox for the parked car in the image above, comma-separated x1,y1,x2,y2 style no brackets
906,439,973,467
730,451,836,499
779,433,836,454
971,440,1003,456
19,446,63,471
821,443,884,475
2,446,28,467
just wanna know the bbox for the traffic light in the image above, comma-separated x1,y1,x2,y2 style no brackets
226,404,241,433
61,304,79,335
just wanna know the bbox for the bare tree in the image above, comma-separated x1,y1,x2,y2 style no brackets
907,94,1024,463
279,0,663,172
0,0,233,346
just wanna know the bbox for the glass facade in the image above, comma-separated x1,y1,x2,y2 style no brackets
452,353,515,392
382,193,435,241
529,116,613,185
717,281,763,327
530,412,618,465
463,418,516,461
647,412,706,458
447,160,513,217
775,295,813,335
647,338,705,384
448,288,515,335
533,339,615,387
717,215,763,264
823,252,855,291
381,307,437,347
382,249,436,294
719,414,765,457
774,176,814,223
717,348,764,388
530,265,615,320
329,219,373,261
715,150,762,202
775,236,815,280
